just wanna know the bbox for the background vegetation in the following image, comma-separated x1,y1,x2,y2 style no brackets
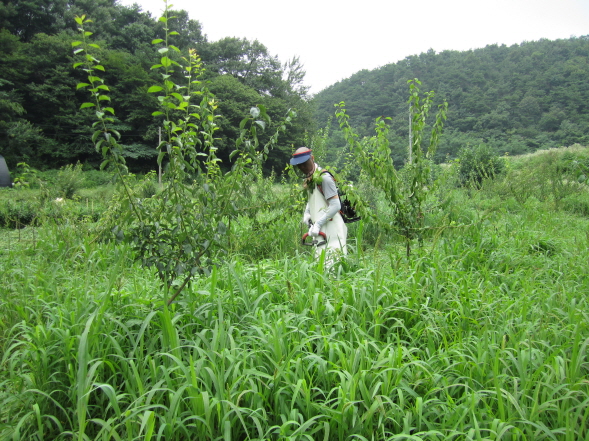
1,0,588,175
315,36,589,167
1,146,589,440
0,0,312,173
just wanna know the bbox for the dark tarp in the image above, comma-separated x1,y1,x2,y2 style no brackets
0,155,12,187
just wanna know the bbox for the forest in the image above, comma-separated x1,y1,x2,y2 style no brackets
314,36,589,167
1,0,588,174
0,0,312,173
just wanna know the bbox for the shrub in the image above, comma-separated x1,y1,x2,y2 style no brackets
458,144,505,188
555,150,589,185
0,197,40,228
136,171,159,198
56,162,84,199
82,169,115,188
496,146,589,208
561,192,589,216
13,162,40,189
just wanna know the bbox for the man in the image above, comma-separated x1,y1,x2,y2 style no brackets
290,147,347,261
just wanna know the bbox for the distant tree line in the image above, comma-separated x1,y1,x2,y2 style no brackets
2,0,587,173
0,0,313,172
314,36,589,166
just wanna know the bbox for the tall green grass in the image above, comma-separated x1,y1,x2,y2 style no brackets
1,185,588,440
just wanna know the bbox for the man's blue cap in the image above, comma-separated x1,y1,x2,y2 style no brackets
290,147,312,165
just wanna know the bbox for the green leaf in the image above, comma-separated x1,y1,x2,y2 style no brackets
158,47,169,54
103,107,115,115
152,39,164,44
152,111,164,116
73,48,84,55
71,41,82,47
147,85,164,93
76,83,90,90
73,62,83,68
80,102,95,109
94,65,105,71
171,93,184,102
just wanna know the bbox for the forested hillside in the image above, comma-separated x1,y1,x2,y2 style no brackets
314,37,589,165
2,0,588,173
0,0,312,171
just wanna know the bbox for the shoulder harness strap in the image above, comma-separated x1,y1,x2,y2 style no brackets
317,170,336,196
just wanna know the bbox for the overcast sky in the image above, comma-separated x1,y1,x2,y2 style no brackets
119,0,589,94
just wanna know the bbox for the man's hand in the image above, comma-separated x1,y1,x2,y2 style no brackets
308,223,320,237
302,212,312,226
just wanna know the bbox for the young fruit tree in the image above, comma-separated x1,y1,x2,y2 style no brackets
335,79,448,256
72,6,295,305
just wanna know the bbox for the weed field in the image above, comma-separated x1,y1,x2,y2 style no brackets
1,153,589,440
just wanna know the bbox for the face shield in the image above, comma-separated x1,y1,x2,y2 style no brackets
290,149,314,178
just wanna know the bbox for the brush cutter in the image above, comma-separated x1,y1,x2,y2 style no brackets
301,231,327,247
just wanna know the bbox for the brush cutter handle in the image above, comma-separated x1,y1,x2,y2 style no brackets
301,231,327,246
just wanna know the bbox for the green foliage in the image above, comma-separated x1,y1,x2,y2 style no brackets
2,189,589,440
314,37,589,161
457,143,505,188
0,186,106,228
497,146,589,208
560,192,589,216
56,162,85,199
12,161,38,188
73,6,295,304
0,1,310,172
201,37,283,95
0,195,38,228
81,169,114,187
336,79,448,255
556,146,589,184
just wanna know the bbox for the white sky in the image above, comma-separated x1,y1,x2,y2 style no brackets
119,0,589,95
